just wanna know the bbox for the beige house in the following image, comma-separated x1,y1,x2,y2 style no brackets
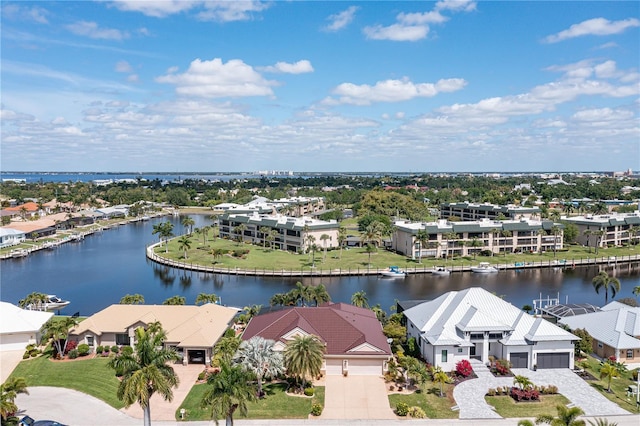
70,304,238,364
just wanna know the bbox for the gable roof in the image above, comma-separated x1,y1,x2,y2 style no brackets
242,303,391,356
404,287,577,347
560,302,640,350
71,304,238,348
0,301,53,334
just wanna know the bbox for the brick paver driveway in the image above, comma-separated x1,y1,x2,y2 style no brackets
321,375,396,419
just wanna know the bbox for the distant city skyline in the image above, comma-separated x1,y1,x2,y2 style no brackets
1,1,639,172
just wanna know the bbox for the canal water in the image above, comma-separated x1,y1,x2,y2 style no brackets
2,216,639,316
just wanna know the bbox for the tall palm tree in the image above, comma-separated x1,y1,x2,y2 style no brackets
599,362,619,393
311,284,331,306
284,335,325,390
431,366,452,397
513,375,533,390
266,229,278,250
233,224,247,245
291,282,311,307
233,336,285,397
592,271,621,305
307,235,317,267
162,295,186,305
181,216,195,235
535,404,585,425
633,285,640,301
177,235,192,259
42,316,78,358
18,292,48,310
351,290,369,308
415,229,429,263
364,243,377,266
201,361,257,426
241,304,262,321
500,230,512,256
550,225,561,258
108,322,179,426
320,234,330,261
337,226,347,259
195,293,219,305
120,294,145,304
468,237,483,260
259,226,270,248
591,229,605,254
583,229,593,253
1,377,28,424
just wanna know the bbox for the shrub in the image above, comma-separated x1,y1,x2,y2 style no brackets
486,388,496,396
455,359,474,377
96,345,104,354
29,349,39,358
77,344,90,356
121,346,133,356
64,340,78,355
395,402,409,416
304,387,315,397
22,353,30,360
510,386,540,401
310,403,323,416
197,371,206,381
494,359,511,376
68,349,79,359
111,345,120,354
408,406,426,419
545,385,558,394
632,369,639,381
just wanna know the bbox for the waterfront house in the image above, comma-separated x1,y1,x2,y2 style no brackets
562,211,640,249
241,303,392,376
70,303,238,365
0,302,53,351
403,287,578,371
0,228,26,248
3,219,57,240
559,301,640,367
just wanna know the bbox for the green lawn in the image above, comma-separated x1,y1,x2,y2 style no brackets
176,382,325,421
388,384,458,419
577,356,639,413
485,394,570,418
9,355,124,409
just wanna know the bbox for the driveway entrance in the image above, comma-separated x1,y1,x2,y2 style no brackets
321,375,395,419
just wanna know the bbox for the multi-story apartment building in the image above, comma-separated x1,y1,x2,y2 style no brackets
440,202,541,221
393,218,563,259
563,211,640,248
218,212,339,253
271,197,326,217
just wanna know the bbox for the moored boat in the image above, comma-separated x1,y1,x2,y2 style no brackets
380,266,406,278
10,249,29,258
432,266,451,276
25,294,70,311
471,262,498,273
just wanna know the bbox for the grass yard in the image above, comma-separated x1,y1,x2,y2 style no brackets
9,355,124,409
577,356,639,413
176,382,325,421
388,384,458,419
485,394,570,418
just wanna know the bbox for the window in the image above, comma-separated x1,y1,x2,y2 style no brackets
441,350,447,362
627,349,633,359
86,336,94,346
116,333,129,346
597,342,603,348
457,348,463,353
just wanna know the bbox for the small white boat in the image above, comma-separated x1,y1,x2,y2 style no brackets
380,266,406,278
26,295,70,311
471,262,498,273
10,249,29,258
432,266,451,276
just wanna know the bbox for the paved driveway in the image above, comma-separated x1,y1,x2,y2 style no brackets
1,350,24,382
321,375,396,419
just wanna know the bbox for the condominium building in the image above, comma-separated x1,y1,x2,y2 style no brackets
440,202,541,221
393,218,563,259
562,211,640,248
218,212,339,253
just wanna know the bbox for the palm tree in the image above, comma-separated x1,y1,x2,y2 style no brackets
633,285,640,301
152,221,174,252
163,295,186,305
42,316,78,358
500,230,513,256
200,361,257,426
628,225,640,246
213,335,241,365
233,336,285,397
320,234,330,261
177,235,192,259
195,293,219,305
415,229,429,263
337,226,347,259
306,235,317,266
442,231,458,259
351,290,369,308
310,284,331,306
266,229,278,250
233,223,247,245
591,229,605,254
181,216,195,235
535,404,585,425
513,375,533,390
259,226,270,248
468,237,483,259
591,271,621,305
1,377,28,424
587,419,619,426
109,323,179,426
120,294,145,304
364,243,376,266
18,291,48,310
201,225,211,245
599,362,619,393
431,366,452,397
291,282,311,307
284,335,325,390
241,304,262,321
362,221,384,247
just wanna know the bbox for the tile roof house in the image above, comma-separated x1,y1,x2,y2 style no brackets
403,287,578,371
559,301,640,367
70,303,238,365
241,303,392,376
0,301,53,351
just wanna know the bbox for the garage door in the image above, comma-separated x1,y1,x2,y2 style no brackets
0,333,30,351
537,352,570,369
510,352,528,368
325,359,343,375
347,359,383,376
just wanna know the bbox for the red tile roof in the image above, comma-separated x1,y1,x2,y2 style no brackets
5,202,39,212
242,303,391,356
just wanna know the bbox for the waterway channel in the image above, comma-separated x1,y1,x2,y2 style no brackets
2,215,640,316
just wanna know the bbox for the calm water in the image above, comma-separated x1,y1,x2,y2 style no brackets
2,216,640,316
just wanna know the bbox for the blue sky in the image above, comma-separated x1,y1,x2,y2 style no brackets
1,1,638,173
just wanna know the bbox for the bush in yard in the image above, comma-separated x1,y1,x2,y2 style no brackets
111,345,119,354
96,345,104,354
197,371,206,381
395,402,409,416
510,387,540,401
486,388,496,396
63,340,78,355
304,387,315,396
77,344,90,356
455,359,474,377
494,358,512,376
121,346,133,356
408,406,426,419
310,403,323,416
68,349,79,359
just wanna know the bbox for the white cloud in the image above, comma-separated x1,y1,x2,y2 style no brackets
127,74,139,83
66,21,129,41
2,4,49,24
324,77,466,105
110,0,201,18
324,6,359,32
156,58,276,98
110,0,270,21
435,0,477,13
363,24,429,42
196,1,270,22
544,17,640,43
260,60,314,74
115,60,133,73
